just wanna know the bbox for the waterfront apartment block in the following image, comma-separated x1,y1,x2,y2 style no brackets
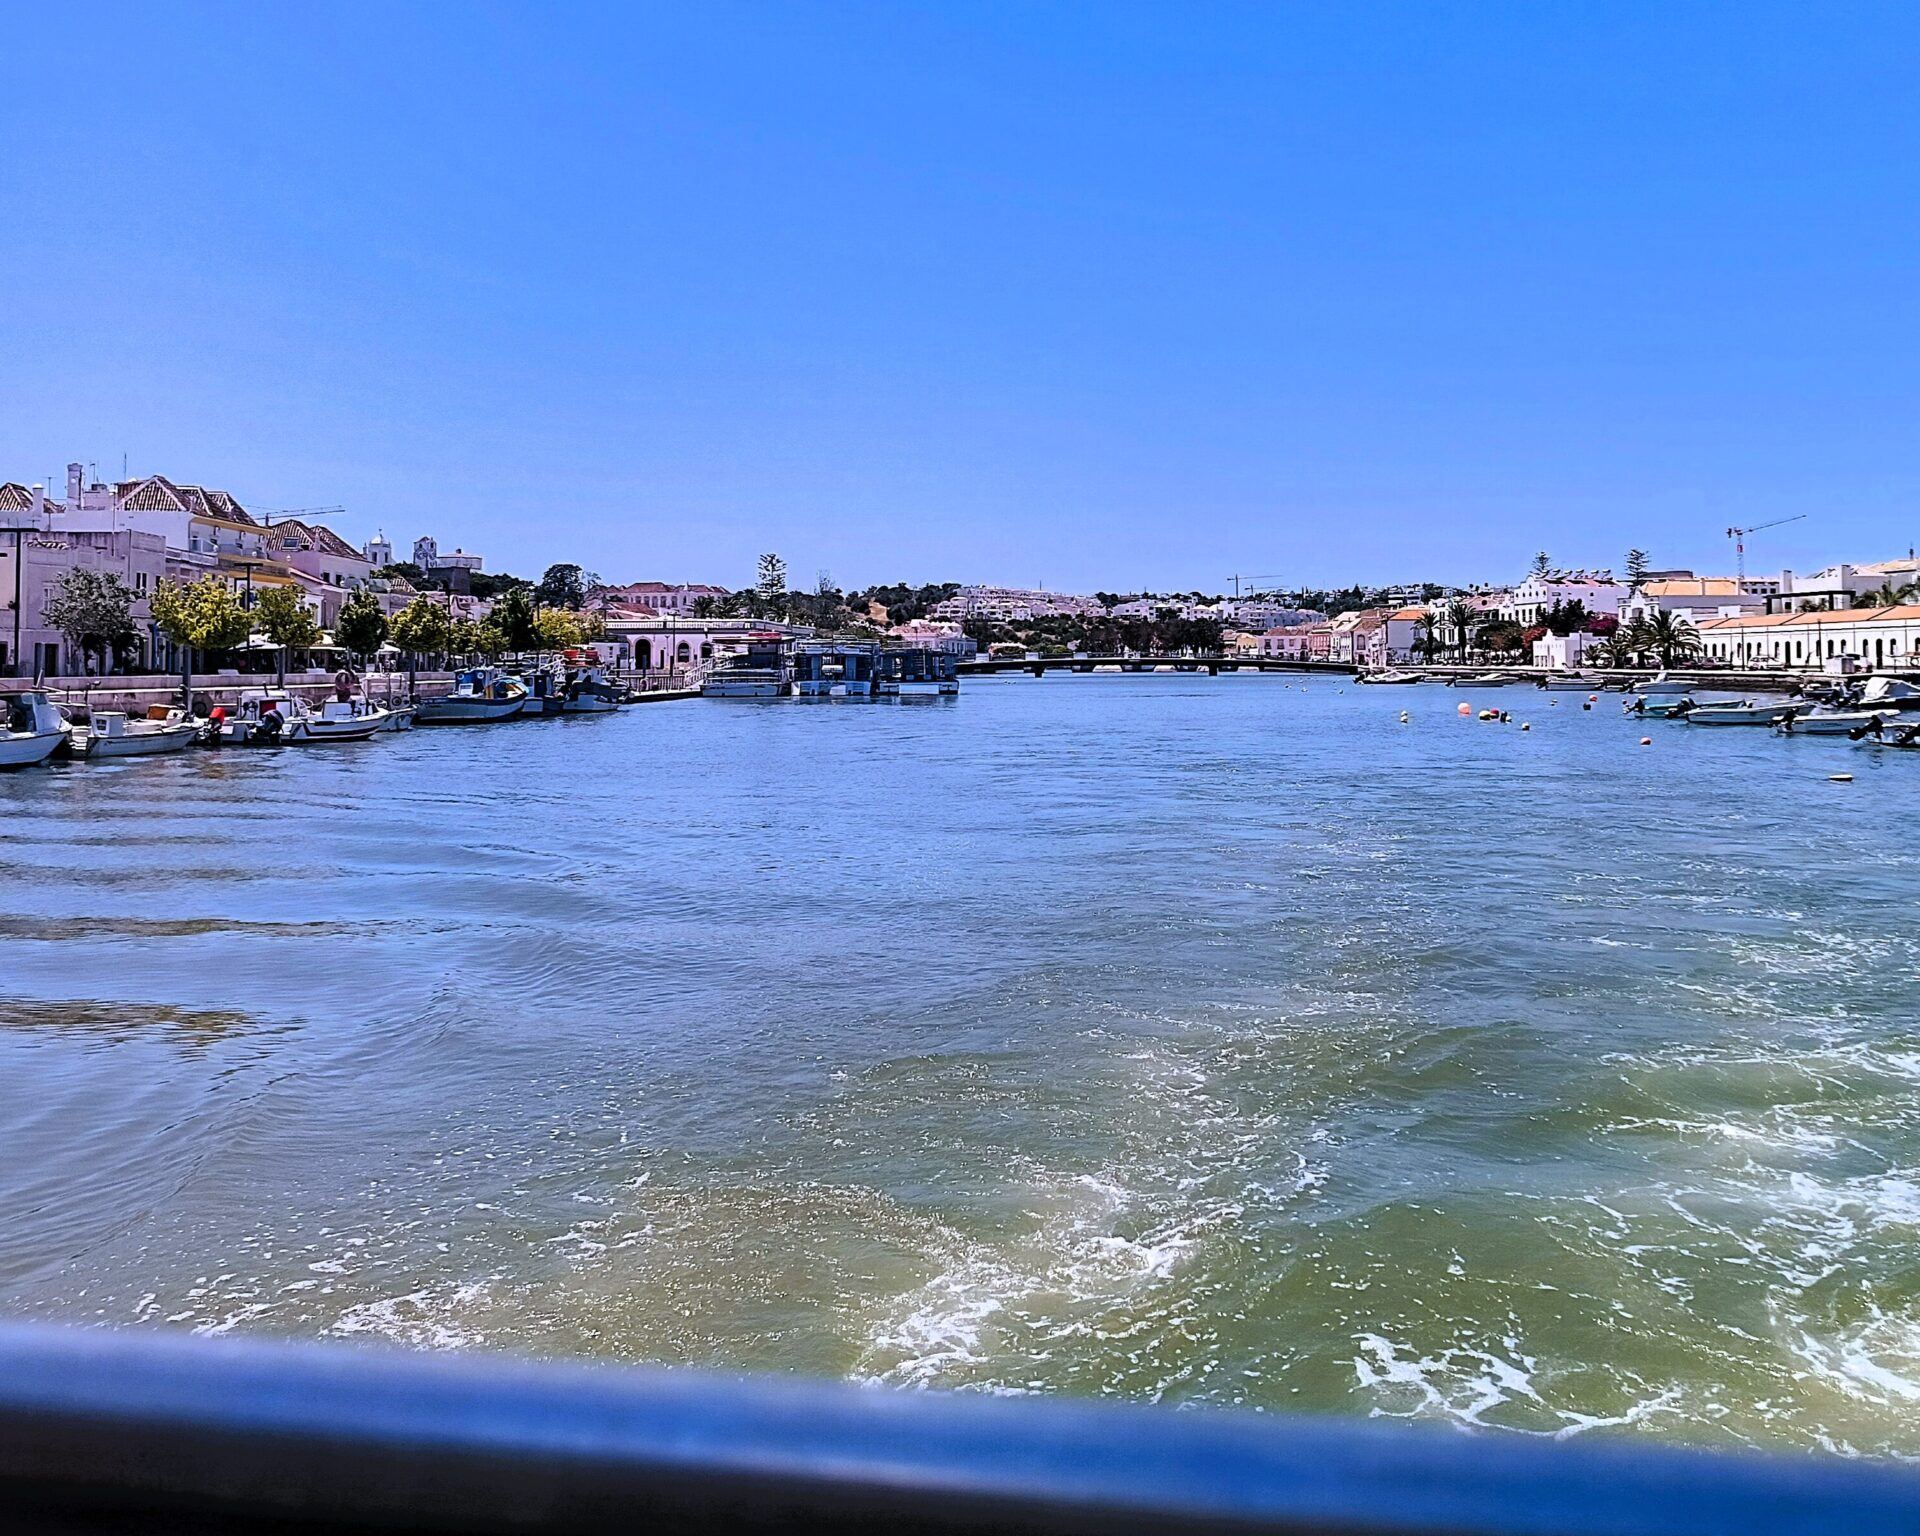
929,585,1106,621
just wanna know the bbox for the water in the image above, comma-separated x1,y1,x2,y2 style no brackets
4,676,1920,1456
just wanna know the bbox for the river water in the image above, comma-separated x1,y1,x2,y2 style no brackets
4,675,1919,1455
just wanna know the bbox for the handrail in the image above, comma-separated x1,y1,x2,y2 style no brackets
0,1324,1916,1534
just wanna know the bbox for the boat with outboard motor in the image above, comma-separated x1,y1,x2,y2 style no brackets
1855,676,1920,714
1631,670,1694,697
1623,694,1695,719
415,668,529,723
1446,672,1526,687
1538,673,1593,691
74,707,201,758
216,689,393,744
1356,669,1422,685
1685,698,1797,727
1776,708,1897,737
562,663,623,713
0,692,72,768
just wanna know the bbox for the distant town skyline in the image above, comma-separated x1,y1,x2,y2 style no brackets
5,4,1916,592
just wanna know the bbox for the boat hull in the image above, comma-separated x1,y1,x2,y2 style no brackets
0,729,68,768
415,696,527,723
562,696,620,713
80,724,200,758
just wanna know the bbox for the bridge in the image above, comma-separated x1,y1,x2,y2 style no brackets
959,654,1360,677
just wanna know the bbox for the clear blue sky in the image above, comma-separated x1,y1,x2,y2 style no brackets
4,2,1916,593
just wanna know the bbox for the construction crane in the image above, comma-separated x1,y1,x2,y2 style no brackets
259,505,345,528
1226,573,1287,599
1725,514,1806,583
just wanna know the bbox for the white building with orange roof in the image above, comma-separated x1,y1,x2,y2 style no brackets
1618,575,1772,628
1696,604,1920,673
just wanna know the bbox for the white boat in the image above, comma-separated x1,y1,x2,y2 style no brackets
374,702,417,732
1446,672,1525,687
1631,671,1694,697
75,707,200,759
1357,669,1422,685
1685,699,1797,726
1538,674,1592,691
562,664,623,713
415,668,529,723
1856,676,1920,713
1776,708,1896,737
0,692,71,768
1624,694,1695,719
222,689,391,744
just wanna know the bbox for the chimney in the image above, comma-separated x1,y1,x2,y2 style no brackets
66,462,83,505
29,483,45,526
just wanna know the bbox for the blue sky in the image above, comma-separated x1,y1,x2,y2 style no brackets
3,2,1916,592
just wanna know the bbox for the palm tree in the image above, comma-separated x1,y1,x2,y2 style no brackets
1443,599,1476,664
1859,580,1919,609
1640,610,1702,668
1414,612,1441,662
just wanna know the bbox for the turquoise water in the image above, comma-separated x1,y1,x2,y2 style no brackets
4,675,1919,1454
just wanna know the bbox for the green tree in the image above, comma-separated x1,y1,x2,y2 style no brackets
1860,580,1919,609
389,596,453,660
1414,611,1442,662
1639,610,1702,667
251,584,319,686
1531,551,1551,578
43,567,136,676
150,576,251,707
535,563,587,610
534,607,582,651
757,552,787,607
335,589,389,661
1443,598,1476,663
494,586,537,650
1625,548,1650,590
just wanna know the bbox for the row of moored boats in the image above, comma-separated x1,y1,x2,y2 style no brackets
1620,673,1920,744
0,662,630,769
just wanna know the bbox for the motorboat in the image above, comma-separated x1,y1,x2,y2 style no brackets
1856,676,1920,714
219,689,391,743
74,707,201,759
1357,669,1422,685
0,692,71,768
562,664,623,713
1538,674,1592,691
1631,671,1695,697
1685,699,1797,727
1861,720,1920,748
415,668,529,723
1776,708,1896,737
518,666,569,717
1446,672,1525,687
1624,695,1695,719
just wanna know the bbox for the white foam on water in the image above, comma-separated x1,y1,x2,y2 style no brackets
330,1280,492,1349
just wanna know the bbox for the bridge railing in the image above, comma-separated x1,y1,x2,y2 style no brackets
1,1323,1917,1535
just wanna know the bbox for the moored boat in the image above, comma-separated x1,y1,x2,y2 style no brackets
1631,670,1694,697
1357,669,1422,685
1855,676,1920,714
1624,694,1695,719
0,692,71,768
1538,673,1591,690
75,707,201,758
1776,708,1896,737
562,664,623,713
415,668,529,723
220,689,391,743
1685,699,1797,726
1446,672,1525,687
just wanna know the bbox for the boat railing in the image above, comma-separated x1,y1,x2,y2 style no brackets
2,1323,1917,1535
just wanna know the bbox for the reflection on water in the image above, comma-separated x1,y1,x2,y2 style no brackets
3,679,1919,1454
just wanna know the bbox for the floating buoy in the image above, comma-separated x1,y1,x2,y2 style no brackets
1521,722,1531,731
1831,773,1854,783
1588,694,1599,703
1458,702,1471,717
1640,737,1652,746
1399,711,1410,723
1583,702,1592,711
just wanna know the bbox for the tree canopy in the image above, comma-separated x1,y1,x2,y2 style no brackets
151,576,251,655
335,589,389,658
43,568,136,673
389,596,453,657
252,584,320,651
535,563,587,610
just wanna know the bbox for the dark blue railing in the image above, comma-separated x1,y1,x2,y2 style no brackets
0,1322,1916,1533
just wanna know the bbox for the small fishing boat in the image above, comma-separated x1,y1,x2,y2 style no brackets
1631,671,1694,697
1446,672,1525,687
1538,673,1592,691
518,666,569,716
562,664,623,713
0,692,71,768
221,690,391,743
415,668,529,723
1357,669,1422,685
74,707,201,758
1623,695,1694,719
1685,699,1797,727
1776,708,1896,737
